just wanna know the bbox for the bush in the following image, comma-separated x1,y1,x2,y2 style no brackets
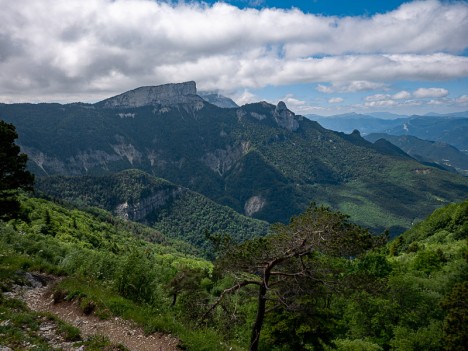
115,251,159,304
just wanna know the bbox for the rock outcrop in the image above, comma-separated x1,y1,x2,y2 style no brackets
98,81,203,108
274,101,299,131
244,195,266,216
201,141,251,176
115,188,183,221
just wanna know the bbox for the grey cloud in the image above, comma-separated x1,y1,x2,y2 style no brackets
0,0,467,102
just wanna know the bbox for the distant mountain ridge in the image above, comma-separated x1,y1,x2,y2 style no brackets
365,133,468,176
308,112,468,153
198,91,239,108
2,82,468,235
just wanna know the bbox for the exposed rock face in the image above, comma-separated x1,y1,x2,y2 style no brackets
99,81,203,108
202,142,251,176
250,112,267,121
274,101,299,131
115,188,183,221
244,195,266,216
22,145,125,175
111,138,142,165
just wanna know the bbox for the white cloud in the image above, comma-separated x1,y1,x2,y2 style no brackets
413,87,449,98
328,97,344,103
365,94,391,102
456,95,468,104
364,100,397,107
316,85,334,94
233,89,259,105
317,81,388,94
392,90,411,99
0,0,467,102
362,87,453,109
283,95,306,106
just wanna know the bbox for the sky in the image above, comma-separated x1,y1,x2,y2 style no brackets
0,0,467,116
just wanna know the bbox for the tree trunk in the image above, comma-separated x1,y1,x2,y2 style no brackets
250,283,267,351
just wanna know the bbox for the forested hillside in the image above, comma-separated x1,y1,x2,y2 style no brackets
2,84,468,235
365,133,468,176
36,169,269,254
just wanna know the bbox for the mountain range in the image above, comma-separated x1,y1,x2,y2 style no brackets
308,112,468,154
1,81,467,236
364,133,468,176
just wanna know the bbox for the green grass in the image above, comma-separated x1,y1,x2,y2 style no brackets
0,294,86,350
53,277,243,351
0,196,243,350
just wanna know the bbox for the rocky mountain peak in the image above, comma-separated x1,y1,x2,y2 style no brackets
198,91,239,108
98,81,203,108
276,101,288,112
274,101,299,131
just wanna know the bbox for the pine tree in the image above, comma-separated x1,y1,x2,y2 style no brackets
0,120,34,219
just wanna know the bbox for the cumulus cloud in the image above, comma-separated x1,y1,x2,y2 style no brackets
283,95,306,106
362,86,453,110
364,100,397,107
392,90,411,99
233,89,259,105
328,97,344,103
413,88,449,98
317,81,388,94
456,95,468,104
365,94,391,102
0,0,467,102
428,99,445,105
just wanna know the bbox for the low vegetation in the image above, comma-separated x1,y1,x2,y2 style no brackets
1,196,466,350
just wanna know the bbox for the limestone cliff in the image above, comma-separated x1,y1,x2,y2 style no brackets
115,187,183,222
98,81,203,108
274,101,299,132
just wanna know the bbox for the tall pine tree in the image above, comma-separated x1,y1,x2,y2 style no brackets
0,120,34,219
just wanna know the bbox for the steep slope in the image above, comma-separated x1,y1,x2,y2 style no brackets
0,196,230,350
365,133,468,176
2,82,468,234
389,199,468,254
36,169,269,251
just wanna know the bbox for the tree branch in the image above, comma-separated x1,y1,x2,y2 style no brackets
199,279,261,323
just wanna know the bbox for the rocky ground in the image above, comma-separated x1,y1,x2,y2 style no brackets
2,273,180,351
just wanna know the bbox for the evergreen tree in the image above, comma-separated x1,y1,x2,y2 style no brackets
205,205,384,351
0,120,34,219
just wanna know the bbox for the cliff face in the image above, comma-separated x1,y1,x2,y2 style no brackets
98,81,203,108
115,187,183,221
274,101,299,132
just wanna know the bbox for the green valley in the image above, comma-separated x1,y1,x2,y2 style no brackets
1,82,467,234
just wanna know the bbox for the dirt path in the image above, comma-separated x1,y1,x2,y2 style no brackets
13,273,181,351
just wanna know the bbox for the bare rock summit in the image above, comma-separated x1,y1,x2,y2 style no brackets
98,81,203,108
